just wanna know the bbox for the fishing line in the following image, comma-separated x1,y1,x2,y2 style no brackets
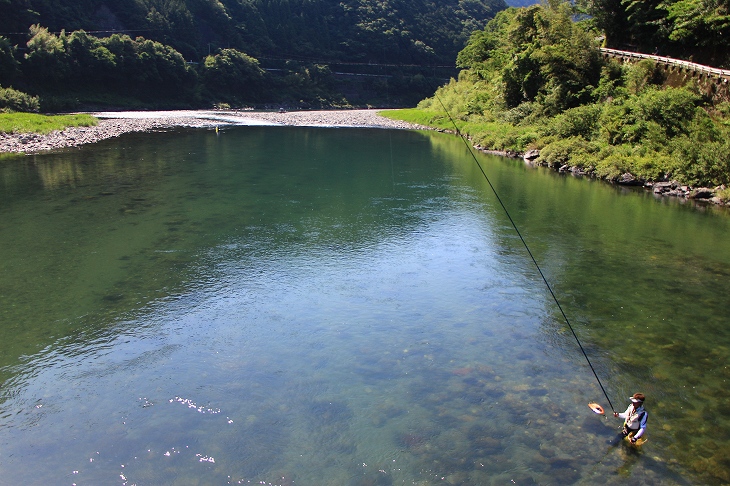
418,70,617,414
382,29,617,413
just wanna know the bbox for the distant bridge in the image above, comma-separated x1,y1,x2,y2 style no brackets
599,47,730,83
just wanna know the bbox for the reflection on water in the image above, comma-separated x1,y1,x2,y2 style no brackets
1,126,729,485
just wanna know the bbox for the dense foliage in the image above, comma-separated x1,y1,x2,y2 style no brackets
578,0,730,67
0,0,507,108
0,26,200,110
412,2,730,188
0,86,39,112
0,0,508,64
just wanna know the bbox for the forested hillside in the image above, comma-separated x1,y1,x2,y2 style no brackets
0,0,507,110
1,0,507,64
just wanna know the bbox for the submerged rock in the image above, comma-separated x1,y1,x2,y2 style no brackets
307,400,353,426
396,432,432,453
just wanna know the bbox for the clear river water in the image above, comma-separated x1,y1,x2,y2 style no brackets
1,126,729,485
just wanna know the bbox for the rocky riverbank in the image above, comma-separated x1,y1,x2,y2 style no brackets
433,128,729,207
519,148,730,207
0,109,428,154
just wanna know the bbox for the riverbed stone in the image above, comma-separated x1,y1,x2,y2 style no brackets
689,187,714,199
653,181,675,194
617,172,642,185
523,149,540,161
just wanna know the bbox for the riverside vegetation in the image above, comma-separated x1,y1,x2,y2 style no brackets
384,2,730,200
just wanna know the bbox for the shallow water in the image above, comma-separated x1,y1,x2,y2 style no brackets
1,126,729,485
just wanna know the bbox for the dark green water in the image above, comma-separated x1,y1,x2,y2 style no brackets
1,126,729,485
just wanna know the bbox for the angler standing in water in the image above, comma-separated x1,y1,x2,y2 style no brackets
614,393,648,443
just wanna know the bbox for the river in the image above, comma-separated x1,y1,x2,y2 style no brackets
1,126,729,485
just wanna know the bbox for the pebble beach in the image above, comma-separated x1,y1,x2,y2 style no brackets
0,109,428,154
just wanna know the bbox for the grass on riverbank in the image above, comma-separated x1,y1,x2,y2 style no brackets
0,113,98,134
379,109,452,130
380,108,538,153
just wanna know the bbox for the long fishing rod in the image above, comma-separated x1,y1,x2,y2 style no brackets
422,78,617,415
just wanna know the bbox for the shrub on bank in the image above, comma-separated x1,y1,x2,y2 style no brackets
537,136,599,169
591,145,672,182
0,86,40,113
671,137,730,187
717,187,730,202
540,104,602,140
470,119,537,152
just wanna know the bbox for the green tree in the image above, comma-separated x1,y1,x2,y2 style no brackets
458,3,602,114
201,48,265,102
622,0,668,50
65,30,116,87
23,25,70,91
131,37,197,99
0,36,20,85
575,0,627,46
664,0,730,64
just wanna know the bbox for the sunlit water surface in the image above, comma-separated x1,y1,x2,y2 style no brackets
1,127,729,485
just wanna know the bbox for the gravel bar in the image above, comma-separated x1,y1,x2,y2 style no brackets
0,109,429,154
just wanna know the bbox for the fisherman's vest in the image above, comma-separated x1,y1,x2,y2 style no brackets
624,406,646,430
